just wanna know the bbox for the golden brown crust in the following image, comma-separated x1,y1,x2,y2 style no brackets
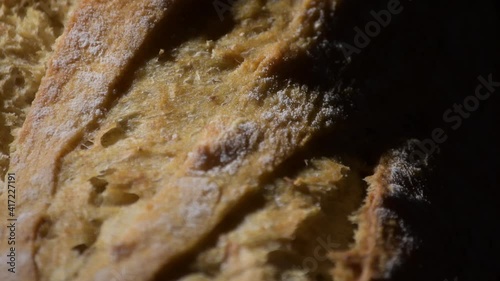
1,0,172,280
332,142,429,280
1,1,432,281
0,0,75,181
2,0,351,280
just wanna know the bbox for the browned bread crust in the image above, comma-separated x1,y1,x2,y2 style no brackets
3,0,498,281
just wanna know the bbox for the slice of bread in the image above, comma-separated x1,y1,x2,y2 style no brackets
2,0,480,281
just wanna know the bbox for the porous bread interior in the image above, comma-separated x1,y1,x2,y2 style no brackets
3,1,370,281
174,158,366,281
0,0,76,181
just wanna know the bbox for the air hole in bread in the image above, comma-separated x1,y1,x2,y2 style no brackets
14,76,25,87
90,219,103,228
98,168,116,176
88,176,140,206
267,249,304,271
36,217,54,240
71,244,88,255
100,127,126,147
71,219,101,255
99,115,138,147
88,177,108,206
102,190,140,206
89,177,108,193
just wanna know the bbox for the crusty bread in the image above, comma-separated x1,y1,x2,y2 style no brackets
0,0,75,182
0,0,448,281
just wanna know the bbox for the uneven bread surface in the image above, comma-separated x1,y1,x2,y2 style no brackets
0,0,424,281
0,0,76,181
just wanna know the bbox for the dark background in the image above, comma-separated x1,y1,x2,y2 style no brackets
330,0,500,280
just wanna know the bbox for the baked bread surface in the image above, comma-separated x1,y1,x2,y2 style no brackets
0,1,424,280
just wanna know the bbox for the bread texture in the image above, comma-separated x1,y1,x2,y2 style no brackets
0,0,75,181
3,0,489,280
